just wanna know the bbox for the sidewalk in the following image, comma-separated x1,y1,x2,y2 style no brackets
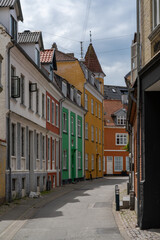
113,181,160,240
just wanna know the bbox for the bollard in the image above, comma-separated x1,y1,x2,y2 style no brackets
115,185,118,203
116,188,120,211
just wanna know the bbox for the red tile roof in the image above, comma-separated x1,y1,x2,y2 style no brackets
55,50,77,62
40,49,54,63
84,43,105,75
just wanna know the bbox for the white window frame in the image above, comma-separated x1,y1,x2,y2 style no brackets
126,156,130,171
77,93,81,106
91,99,94,114
47,96,50,122
52,100,55,124
85,93,88,110
85,122,88,139
85,153,88,170
56,104,59,127
63,112,67,132
78,152,81,169
114,156,123,172
91,154,94,170
116,133,128,146
70,87,74,101
78,119,81,137
63,150,67,170
117,116,126,125
62,81,67,97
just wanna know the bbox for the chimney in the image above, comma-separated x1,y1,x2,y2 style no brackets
52,42,58,50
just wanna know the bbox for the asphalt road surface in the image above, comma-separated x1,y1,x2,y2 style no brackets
0,177,127,240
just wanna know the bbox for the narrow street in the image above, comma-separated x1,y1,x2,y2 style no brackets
0,177,127,240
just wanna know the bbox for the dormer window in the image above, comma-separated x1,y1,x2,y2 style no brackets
62,81,67,97
10,15,17,41
91,75,94,85
77,93,81,106
70,87,74,101
85,69,88,80
117,116,126,125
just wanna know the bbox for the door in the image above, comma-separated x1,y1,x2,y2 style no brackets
107,156,113,174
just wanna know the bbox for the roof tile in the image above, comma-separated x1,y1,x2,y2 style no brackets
40,49,54,63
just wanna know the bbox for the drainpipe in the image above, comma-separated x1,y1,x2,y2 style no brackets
84,82,87,179
7,42,15,202
136,0,141,227
59,96,65,186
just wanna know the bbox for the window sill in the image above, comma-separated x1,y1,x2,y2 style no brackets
11,97,17,103
28,108,34,113
36,112,40,117
20,103,26,108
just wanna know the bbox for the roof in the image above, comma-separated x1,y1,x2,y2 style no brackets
40,49,54,63
104,85,128,100
55,50,77,62
84,43,105,75
18,31,44,50
0,0,23,21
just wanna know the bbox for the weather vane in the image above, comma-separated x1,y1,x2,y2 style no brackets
90,30,92,43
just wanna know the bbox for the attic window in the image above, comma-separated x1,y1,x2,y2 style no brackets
62,81,67,97
112,88,116,93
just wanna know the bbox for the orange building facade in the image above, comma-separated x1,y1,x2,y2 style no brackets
103,86,129,175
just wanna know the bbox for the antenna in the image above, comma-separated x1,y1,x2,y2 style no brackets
80,41,83,59
90,30,92,43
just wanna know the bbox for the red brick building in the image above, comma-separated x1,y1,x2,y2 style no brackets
103,85,129,175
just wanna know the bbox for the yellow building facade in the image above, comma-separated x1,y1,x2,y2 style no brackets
55,43,105,179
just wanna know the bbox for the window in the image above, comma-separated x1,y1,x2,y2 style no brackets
10,15,17,41
117,116,126,125
21,127,25,157
85,123,88,139
91,125,94,141
78,152,81,169
103,156,105,171
78,119,81,137
71,116,74,135
96,128,98,143
91,75,94,85
99,104,101,118
91,99,94,114
99,156,101,171
95,102,97,116
42,93,45,118
37,177,40,187
91,154,94,170
29,82,33,109
36,89,39,114
0,55,3,92
62,81,67,97
85,94,88,110
47,97,50,122
11,66,20,98
36,133,39,159
126,156,130,171
85,69,88,79
52,139,55,169
77,93,81,106
48,138,50,169
52,100,55,124
56,104,59,126
35,48,40,67
85,153,88,170
22,178,25,190
63,112,67,132
114,156,123,171
42,136,45,160
99,129,101,144
70,87,74,101
20,75,25,104
116,133,128,145
152,0,160,29
12,123,16,156
12,179,16,191
63,150,67,169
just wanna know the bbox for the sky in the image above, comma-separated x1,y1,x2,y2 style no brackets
19,0,136,86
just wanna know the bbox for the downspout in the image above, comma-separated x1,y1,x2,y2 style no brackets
59,96,65,186
84,82,86,179
7,42,14,202
136,0,141,226
102,97,104,176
